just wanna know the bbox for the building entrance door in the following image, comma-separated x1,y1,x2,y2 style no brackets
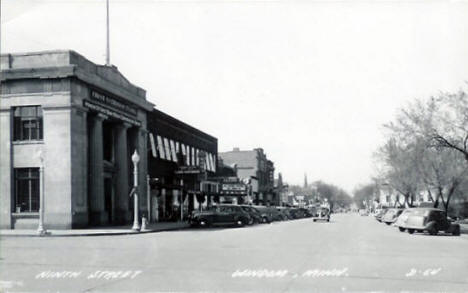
104,178,114,224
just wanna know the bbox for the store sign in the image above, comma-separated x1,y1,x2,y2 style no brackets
222,183,247,192
209,176,239,183
174,166,201,175
84,100,142,126
90,90,138,116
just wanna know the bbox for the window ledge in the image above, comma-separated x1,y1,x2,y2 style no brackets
12,140,44,145
12,212,39,218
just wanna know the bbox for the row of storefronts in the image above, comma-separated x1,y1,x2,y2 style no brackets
0,50,277,229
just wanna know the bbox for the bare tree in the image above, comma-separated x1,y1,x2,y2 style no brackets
419,145,468,213
374,138,424,208
386,91,468,162
379,90,468,214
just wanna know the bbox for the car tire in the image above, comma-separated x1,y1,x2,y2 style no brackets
452,226,461,236
385,222,391,226
407,229,415,234
428,226,437,235
398,227,405,232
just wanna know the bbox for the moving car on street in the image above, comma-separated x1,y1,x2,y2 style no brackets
190,204,252,227
312,207,330,222
398,208,460,236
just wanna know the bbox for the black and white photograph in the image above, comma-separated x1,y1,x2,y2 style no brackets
1,0,468,292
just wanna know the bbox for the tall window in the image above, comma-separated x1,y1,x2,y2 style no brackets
13,106,43,141
14,168,40,213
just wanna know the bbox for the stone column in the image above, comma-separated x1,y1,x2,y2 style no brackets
114,122,131,224
88,113,107,225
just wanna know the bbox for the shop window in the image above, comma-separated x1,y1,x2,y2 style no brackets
13,106,43,141
14,168,40,213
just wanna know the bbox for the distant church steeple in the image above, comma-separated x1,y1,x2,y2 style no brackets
304,173,308,188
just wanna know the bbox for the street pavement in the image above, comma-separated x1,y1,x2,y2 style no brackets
1,213,467,293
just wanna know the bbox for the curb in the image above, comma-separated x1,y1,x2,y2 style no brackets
0,225,190,238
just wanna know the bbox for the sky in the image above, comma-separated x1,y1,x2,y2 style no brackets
2,0,468,193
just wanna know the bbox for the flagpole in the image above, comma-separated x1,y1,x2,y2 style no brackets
106,0,110,65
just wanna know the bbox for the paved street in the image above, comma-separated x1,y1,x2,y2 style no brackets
1,213,467,292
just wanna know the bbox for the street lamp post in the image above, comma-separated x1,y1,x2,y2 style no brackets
131,150,140,231
37,150,47,236
180,179,184,221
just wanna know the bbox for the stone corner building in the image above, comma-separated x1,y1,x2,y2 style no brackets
0,50,154,229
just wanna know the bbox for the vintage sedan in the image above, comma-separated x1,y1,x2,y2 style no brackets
312,207,330,222
381,208,404,225
276,207,292,220
240,205,262,224
399,208,460,236
394,208,414,232
374,208,389,222
190,204,252,227
251,205,273,223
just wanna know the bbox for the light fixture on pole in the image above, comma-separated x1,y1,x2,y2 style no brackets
180,179,184,221
37,150,47,236
131,150,140,231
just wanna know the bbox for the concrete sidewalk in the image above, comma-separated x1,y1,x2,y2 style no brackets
0,221,190,237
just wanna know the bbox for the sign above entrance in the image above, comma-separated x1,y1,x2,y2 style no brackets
84,100,141,126
90,90,138,116
221,183,247,192
174,166,201,175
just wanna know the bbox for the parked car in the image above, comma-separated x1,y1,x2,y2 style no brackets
398,208,460,236
268,206,283,221
312,207,330,222
240,205,262,224
374,208,389,222
190,204,252,227
276,207,291,220
252,205,273,223
394,208,414,232
358,209,369,216
381,208,404,225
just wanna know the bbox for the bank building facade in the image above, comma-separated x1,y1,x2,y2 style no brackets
0,51,155,229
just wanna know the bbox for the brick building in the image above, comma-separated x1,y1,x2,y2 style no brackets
218,148,275,205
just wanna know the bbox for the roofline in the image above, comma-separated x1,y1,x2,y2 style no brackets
150,108,217,142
